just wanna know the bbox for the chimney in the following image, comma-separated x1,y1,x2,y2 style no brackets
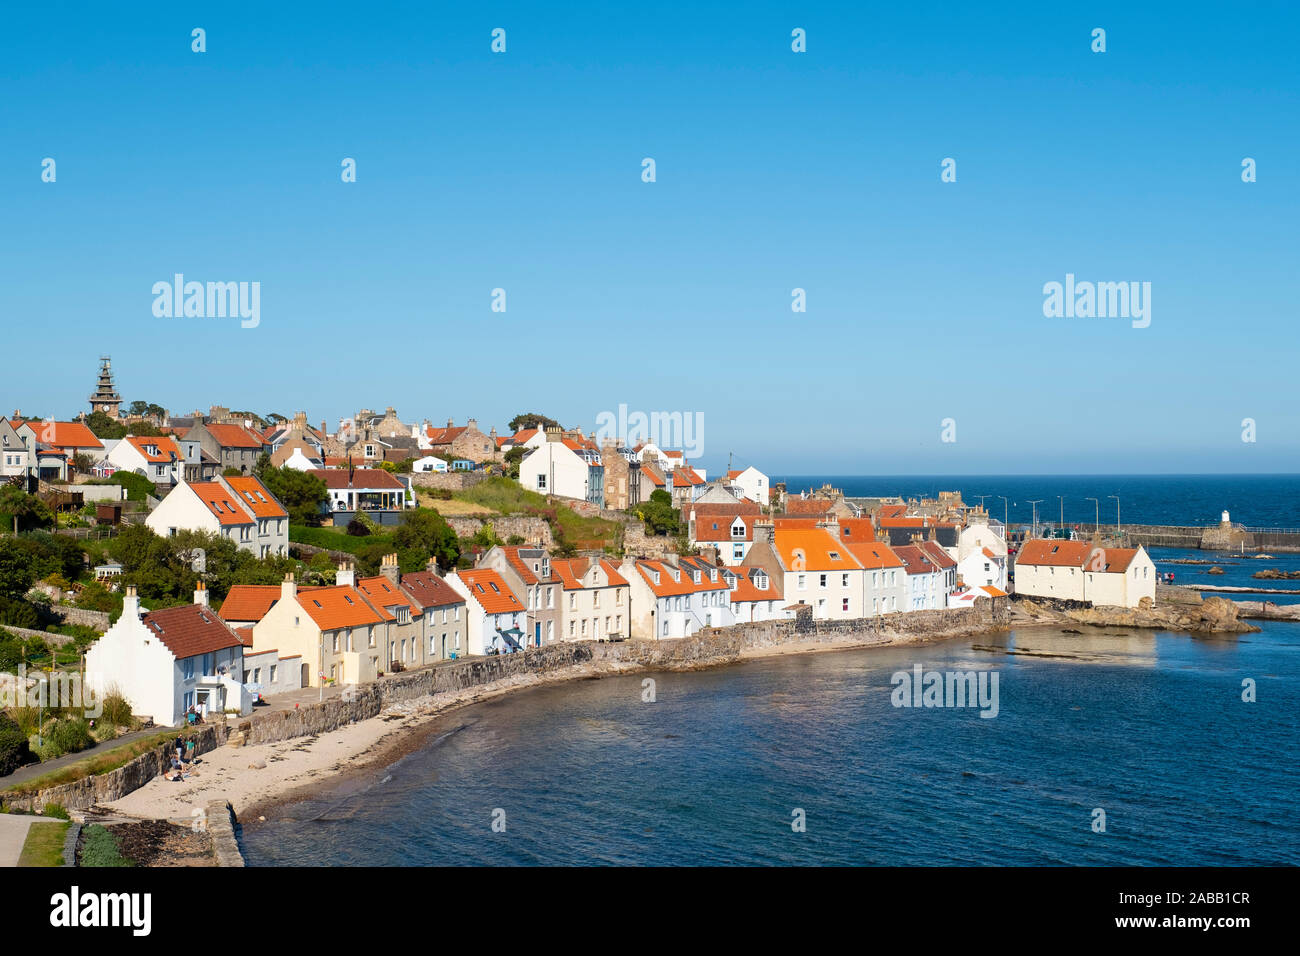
426,557,439,574
380,553,399,584
447,417,454,429
754,521,774,544
468,418,477,431
194,580,209,607
123,585,141,621
336,561,355,588
545,424,561,442
281,572,297,602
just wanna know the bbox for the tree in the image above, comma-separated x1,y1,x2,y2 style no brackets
85,411,128,439
636,489,680,536
127,401,149,417
392,508,460,570
507,412,561,434
252,452,272,478
503,446,527,479
259,465,328,525
0,485,53,533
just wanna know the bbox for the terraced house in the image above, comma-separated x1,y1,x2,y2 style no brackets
478,545,561,648
447,568,529,655
621,556,733,639
745,524,865,620
250,565,395,687
184,421,266,474
551,557,631,642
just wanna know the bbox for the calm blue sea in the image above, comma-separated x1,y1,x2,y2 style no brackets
239,621,1300,866
777,474,1300,530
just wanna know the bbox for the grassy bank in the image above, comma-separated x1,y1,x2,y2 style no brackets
3,728,180,797
18,820,69,866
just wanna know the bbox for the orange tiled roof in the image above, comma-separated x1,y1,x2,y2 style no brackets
1094,547,1139,573
25,421,103,450
426,426,467,444
981,585,1008,597
308,468,405,490
218,585,282,623
773,528,861,572
633,560,695,597
678,556,728,591
694,513,751,542
672,466,705,488
126,435,183,463
729,568,780,603
894,544,943,577
1016,539,1094,568
298,586,391,631
877,504,908,519
224,475,288,519
458,569,524,614
551,558,589,590
191,482,254,525
357,576,413,611
842,539,903,569
838,518,876,543
599,560,628,587
982,547,999,560
787,498,833,515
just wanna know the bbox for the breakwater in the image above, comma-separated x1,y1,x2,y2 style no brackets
1,600,1007,814
1087,523,1300,552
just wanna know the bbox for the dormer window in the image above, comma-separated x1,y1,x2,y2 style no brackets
829,551,841,561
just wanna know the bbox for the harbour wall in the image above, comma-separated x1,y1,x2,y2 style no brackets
1087,524,1300,553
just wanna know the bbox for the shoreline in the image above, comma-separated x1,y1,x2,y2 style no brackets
102,626,990,835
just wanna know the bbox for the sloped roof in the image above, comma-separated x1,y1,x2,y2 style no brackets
24,421,103,450
204,423,265,449
357,576,413,611
308,468,405,490
787,498,833,515
126,435,183,463
634,560,695,597
218,585,282,623
142,604,244,659
224,475,288,518
298,586,392,630
694,513,751,542
773,527,861,573
1016,539,1094,568
458,569,524,614
399,570,465,609
190,482,254,525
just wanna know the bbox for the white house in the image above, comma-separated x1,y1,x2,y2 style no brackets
689,508,755,566
894,543,952,611
85,584,251,726
723,566,792,623
724,466,769,506
411,456,449,473
1082,546,1157,608
0,419,30,479
620,556,734,639
743,525,866,621
1012,540,1156,608
551,557,632,643
146,475,289,557
107,435,185,486
446,568,529,654
519,438,605,507
957,546,1007,591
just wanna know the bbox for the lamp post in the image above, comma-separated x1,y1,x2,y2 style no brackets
1109,495,1121,539
1086,497,1099,537
1058,496,1065,537
997,496,1009,538
1027,500,1043,539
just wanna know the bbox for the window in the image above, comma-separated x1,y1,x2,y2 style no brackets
368,626,375,646
569,592,576,610
269,665,277,683
332,633,339,652
842,598,849,612
581,619,587,636
662,619,669,636
797,574,806,590
537,475,547,491
842,573,849,587
593,590,600,608
819,574,827,588
569,621,575,638
616,589,622,605
733,545,743,559
183,657,195,680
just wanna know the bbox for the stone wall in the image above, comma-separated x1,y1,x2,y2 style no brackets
409,471,487,492
444,515,553,547
623,523,679,560
54,607,111,630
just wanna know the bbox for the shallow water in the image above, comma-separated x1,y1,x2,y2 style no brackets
240,623,1300,866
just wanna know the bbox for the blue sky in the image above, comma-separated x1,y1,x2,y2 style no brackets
2,2,1297,475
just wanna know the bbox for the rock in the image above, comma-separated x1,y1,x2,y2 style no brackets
1252,568,1300,580
1207,566,1225,575
248,759,266,770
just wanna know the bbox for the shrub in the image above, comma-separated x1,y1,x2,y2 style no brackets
345,519,370,537
0,597,39,630
79,825,132,867
49,718,94,756
99,690,134,728
42,803,70,820
0,712,34,775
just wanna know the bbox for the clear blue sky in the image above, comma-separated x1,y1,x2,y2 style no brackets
2,2,1296,475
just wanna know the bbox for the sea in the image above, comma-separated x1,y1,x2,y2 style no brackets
237,475,1300,866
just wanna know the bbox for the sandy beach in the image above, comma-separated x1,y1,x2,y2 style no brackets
103,631,949,827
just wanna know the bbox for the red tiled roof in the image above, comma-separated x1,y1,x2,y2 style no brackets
787,498,833,515
693,513,751,543
426,426,467,445
693,500,761,516
458,569,524,614
224,476,288,519
672,466,705,488
399,570,465,609
1094,547,1139,573
142,604,244,660
877,504,908,519
842,539,903,569
634,561,695,597
838,518,876,543
918,540,956,570
204,423,265,449
729,567,780,603
599,560,628,587
218,585,282,623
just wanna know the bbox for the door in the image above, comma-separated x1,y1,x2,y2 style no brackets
534,623,541,647
301,663,310,687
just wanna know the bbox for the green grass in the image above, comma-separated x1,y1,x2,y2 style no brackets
453,478,621,550
79,824,132,867
290,524,396,555
17,821,69,867
3,728,180,796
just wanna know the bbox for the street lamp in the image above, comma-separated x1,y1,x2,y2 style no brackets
1027,500,1043,539
1085,497,1099,537
1058,496,1065,537
1109,495,1121,539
